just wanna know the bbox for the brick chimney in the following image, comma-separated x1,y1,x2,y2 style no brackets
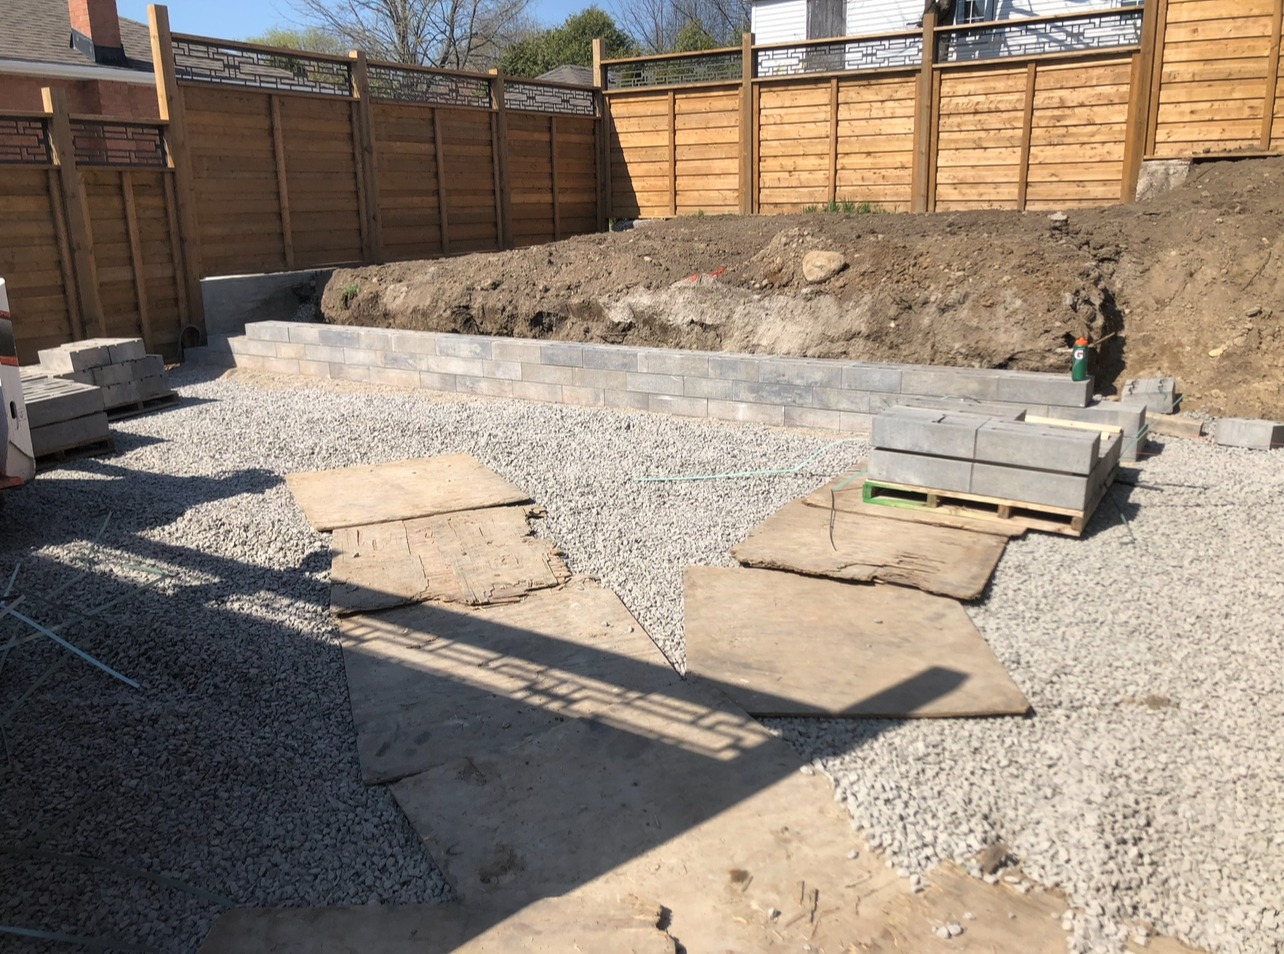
68,0,127,67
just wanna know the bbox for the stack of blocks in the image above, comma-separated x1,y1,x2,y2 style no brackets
36,338,174,412
869,406,1123,513
21,375,110,459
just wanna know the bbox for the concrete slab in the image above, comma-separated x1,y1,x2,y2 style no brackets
731,498,1007,600
30,411,111,457
684,566,1029,718
21,376,104,429
868,448,973,494
974,420,1100,475
1212,417,1284,450
970,462,1093,511
329,507,569,615
285,454,529,532
338,578,681,785
897,396,1028,420
37,343,109,373
1119,377,1178,414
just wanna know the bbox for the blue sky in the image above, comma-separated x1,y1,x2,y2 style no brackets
116,0,585,40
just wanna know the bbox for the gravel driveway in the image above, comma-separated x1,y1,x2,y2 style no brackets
1,366,1279,954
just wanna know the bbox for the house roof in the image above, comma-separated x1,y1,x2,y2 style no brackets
537,64,595,86
0,0,154,71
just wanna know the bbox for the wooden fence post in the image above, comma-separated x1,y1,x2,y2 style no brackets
828,76,839,207
1143,0,1170,156
149,4,206,336
431,110,451,255
550,116,561,240
269,95,295,269
350,51,384,263
740,32,756,215
667,90,677,216
1122,0,1161,199
42,87,105,338
489,70,512,250
592,38,611,230
1261,0,1283,149
120,171,154,350
1016,63,1037,210
911,9,938,213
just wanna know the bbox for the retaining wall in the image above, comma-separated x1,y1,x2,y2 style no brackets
195,321,1104,435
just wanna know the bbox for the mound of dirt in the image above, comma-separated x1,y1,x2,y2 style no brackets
323,156,1284,419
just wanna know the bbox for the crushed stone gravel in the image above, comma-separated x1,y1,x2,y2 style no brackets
1,366,1280,954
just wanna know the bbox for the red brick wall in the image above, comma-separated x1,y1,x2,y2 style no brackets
0,74,159,119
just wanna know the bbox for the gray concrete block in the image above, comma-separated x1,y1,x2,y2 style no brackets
422,355,485,377
456,375,513,398
520,363,575,386
562,385,605,407
1041,402,1147,462
490,338,544,363
245,321,294,342
512,380,563,404
707,400,785,426
784,406,843,431
202,269,331,337
1212,417,1284,450
367,366,421,389
708,354,760,381
343,347,379,367
286,324,323,345
868,448,973,494
136,375,175,401
974,420,1100,476
357,329,394,352
759,359,842,389
871,407,988,460
970,462,1092,511
902,367,1002,401
38,344,109,373
898,396,1027,421
30,411,111,457
581,345,639,372
813,387,871,413
637,349,709,377
388,330,439,355
1099,432,1123,473
683,376,736,400
302,344,346,364
732,381,812,406
541,343,584,367
437,336,492,360
229,337,279,358
100,380,141,409
297,359,331,379
105,339,146,364
91,362,136,387
573,367,626,390
482,360,522,381
648,394,707,418
997,372,1093,408
23,378,105,429
1119,378,1179,414
844,364,902,393
330,363,371,383
627,372,684,396
380,351,431,373
419,371,457,392
129,355,166,379
315,326,363,349
604,390,651,411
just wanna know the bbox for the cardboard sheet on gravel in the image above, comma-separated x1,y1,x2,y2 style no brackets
329,507,570,615
286,454,528,531
684,567,1029,718
803,472,1026,538
732,499,1006,600
338,579,682,785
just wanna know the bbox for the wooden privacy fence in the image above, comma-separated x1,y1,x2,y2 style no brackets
0,93,189,363
598,0,1284,217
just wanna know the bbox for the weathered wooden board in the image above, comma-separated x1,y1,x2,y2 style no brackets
731,499,1006,600
338,579,680,784
286,454,529,531
330,506,569,615
683,567,1029,718
802,473,1026,538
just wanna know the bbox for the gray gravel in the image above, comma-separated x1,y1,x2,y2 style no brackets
1,365,1280,954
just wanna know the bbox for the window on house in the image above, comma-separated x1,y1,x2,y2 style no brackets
957,0,998,24
806,0,846,40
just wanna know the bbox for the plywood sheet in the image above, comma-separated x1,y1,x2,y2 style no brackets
732,499,1006,600
286,454,528,531
330,507,569,615
803,473,1026,537
683,567,1029,718
338,579,680,785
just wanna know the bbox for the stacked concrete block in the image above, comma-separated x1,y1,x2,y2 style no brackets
21,376,110,459
868,406,1118,513
1212,418,1284,451
38,339,175,412
1039,402,1148,462
1119,377,1179,415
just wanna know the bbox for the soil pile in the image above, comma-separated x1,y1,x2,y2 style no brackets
323,156,1284,419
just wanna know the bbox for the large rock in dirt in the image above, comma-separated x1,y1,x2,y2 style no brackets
802,251,847,283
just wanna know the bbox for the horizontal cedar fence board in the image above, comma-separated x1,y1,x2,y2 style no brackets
0,167,74,363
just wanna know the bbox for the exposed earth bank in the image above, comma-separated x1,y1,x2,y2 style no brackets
323,156,1284,420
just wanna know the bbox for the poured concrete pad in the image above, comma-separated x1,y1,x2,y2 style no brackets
732,498,1006,600
200,897,676,953
330,507,570,615
804,472,1025,538
286,454,528,531
339,579,681,785
684,567,1029,718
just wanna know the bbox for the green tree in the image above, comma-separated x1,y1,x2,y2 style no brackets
497,7,635,77
245,25,350,55
672,18,717,52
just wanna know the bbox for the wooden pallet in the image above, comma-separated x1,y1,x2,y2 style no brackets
861,477,1111,538
35,437,116,469
105,392,179,420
